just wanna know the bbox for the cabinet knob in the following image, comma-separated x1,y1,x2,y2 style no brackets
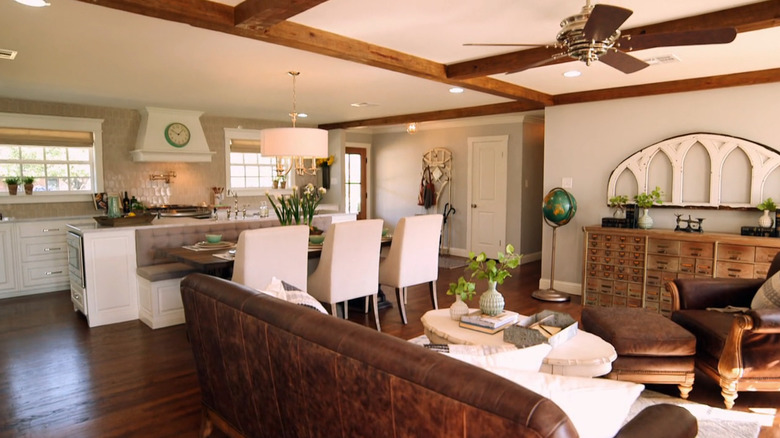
471,204,477,208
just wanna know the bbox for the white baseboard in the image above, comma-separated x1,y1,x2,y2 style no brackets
443,248,542,263
537,278,582,296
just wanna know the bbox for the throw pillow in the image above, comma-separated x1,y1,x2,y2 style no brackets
262,277,328,314
752,270,780,309
489,368,644,438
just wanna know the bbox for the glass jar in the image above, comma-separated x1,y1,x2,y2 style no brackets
259,201,269,218
107,194,122,218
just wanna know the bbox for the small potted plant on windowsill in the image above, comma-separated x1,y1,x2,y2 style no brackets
634,186,663,229
22,176,34,195
757,197,776,228
4,177,20,196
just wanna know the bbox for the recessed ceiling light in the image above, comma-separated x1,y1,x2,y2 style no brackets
350,102,378,108
449,87,465,94
298,113,308,118
14,0,50,7
563,70,581,78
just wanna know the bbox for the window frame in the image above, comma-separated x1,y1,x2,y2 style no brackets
0,112,104,204
224,127,294,196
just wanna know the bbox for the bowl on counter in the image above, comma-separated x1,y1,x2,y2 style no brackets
309,235,325,245
205,234,222,244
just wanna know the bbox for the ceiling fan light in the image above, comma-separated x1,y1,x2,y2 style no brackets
14,0,50,7
563,70,582,78
449,87,464,94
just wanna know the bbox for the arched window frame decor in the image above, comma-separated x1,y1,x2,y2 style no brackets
607,133,780,208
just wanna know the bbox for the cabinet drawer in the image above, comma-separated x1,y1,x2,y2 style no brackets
681,241,714,258
718,244,755,262
71,282,87,314
21,260,69,288
695,260,713,276
716,261,754,279
19,237,68,262
754,263,771,279
679,257,696,274
648,239,680,255
646,270,677,287
755,247,780,263
647,254,679,271
17,221,67,238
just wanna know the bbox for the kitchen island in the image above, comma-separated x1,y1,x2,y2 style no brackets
66,213,356,328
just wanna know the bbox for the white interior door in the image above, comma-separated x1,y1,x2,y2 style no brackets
467,136,508,256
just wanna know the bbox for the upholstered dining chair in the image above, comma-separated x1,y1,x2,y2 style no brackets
379,214,443,324
307,219,384,330
232,225,310,291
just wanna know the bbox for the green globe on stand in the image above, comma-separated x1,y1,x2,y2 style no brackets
534,187,577,303
542,187,577,227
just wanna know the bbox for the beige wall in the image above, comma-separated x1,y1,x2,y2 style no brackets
543,82,780,294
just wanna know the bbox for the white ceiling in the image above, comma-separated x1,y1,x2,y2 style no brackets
1,0,778,127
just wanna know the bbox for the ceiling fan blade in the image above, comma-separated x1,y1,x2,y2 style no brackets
618,27,737,52
583,4,633,41
599,50,649,74
504,55,561,75
464,43,544,47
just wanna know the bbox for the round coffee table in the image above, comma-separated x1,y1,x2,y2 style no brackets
421,308,617,377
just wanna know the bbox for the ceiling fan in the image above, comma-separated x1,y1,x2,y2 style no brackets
464,0,738,74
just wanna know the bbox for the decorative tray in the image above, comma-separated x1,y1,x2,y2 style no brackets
93,214,155,227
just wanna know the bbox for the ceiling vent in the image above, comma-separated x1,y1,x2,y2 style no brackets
642,54,681,66
131,107,215,162
0,49,18,60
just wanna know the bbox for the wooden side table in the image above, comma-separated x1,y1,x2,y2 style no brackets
421,309,617,378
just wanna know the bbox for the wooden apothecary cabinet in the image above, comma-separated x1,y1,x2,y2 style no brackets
582,226,780,316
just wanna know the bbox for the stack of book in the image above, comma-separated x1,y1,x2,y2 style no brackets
458,310,519,334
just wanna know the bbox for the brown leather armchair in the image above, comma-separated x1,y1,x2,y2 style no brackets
666,253,780,409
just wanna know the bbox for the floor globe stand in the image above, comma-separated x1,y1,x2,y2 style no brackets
533,187,576,303
532,219,571,302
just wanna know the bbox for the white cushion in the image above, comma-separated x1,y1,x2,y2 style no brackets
261,277,328,314
442,344,552,372
752,270,780,309
488,368,644,438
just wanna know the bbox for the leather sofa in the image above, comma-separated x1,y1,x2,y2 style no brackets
180,273,697,438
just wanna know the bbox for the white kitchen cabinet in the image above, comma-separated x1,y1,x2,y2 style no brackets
15,220,71,294
0,223,17,297
81,228,138,327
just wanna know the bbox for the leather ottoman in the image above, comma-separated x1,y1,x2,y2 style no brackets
582,307,696,399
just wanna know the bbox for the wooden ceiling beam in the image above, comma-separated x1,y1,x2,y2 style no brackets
74,0,553,106
234,0,329,29
554,68,780,106
446,1,780,80
318,101,544,130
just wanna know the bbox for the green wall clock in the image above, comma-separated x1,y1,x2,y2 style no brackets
164,122,191,147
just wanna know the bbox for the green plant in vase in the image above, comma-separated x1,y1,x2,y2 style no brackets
301,183,327,232
608,195,628,218
22,176,34,195
757,197,776,228
447,244,522,317
634,186,663,229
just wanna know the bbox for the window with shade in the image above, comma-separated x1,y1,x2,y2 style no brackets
0,113,103,199
224,127,294,195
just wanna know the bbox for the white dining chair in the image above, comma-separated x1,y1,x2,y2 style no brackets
232,225,310,291
379,214,443,324
307,219,383,331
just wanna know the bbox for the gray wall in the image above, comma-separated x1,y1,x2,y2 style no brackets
542,82,780,294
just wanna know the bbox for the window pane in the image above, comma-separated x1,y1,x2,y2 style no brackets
231,165,245,177
245,177,260,188
230,152,244,164
70,177,91,191
46,147,67,161
245,166,259,177
0,146,18,160
67,148,90,161
47,164,68,177
227,150,276,190
231,177,244,188
20,146,44,160
0,164,20,176
70,164,91,177
243,153,258,165
22,163,44,176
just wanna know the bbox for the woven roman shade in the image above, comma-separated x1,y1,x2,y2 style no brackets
0,127,94,147
229,138,262,153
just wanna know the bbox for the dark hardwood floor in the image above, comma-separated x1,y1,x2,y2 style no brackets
0,260,777,437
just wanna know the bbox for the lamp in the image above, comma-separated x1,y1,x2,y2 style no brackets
260,71,328,177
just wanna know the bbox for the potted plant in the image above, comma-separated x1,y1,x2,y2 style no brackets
608,195,628,218
265,187,301,226
447,244,522,317
22,176,34,195
633,186,663,229
757,197,776,228
272,177,280,189
278,175,287,189
300,183,327,232
4,177,20,196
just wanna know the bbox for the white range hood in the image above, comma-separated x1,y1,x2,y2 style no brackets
132,107,215,162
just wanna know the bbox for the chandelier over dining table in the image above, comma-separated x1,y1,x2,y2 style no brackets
260,71,328,177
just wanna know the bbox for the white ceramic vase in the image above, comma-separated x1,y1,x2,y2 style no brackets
759,209,773,228
449,295,469,320
638,208,653,229
479,280,505,316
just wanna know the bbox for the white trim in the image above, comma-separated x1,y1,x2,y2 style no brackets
0,193,96,204
0,112,104,194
